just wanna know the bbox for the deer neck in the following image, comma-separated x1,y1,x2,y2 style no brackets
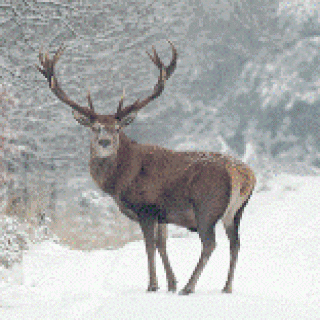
89,132,138,196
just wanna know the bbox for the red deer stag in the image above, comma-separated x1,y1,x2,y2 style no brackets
37,41,256,295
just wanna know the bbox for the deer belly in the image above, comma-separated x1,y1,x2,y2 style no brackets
117,196,164,221
165,206,197,230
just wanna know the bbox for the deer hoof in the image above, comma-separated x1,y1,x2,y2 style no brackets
222,286,232,294
168,281,177,292
147,285,159,292
178,287,194,295
168,286,177,293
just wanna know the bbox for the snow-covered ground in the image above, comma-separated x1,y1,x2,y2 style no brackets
1,174,320,319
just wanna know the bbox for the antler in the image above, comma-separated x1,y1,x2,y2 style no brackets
37,41,177,125
36,45,96,123
115,40,177,120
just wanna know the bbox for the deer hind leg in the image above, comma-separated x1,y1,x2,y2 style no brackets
156,223,177,292
139,217,159,292
222,199,248,293
179,228,216,295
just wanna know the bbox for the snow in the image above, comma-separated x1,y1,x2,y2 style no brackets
1,174,320,319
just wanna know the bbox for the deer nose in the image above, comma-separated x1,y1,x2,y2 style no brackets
98,139,112,148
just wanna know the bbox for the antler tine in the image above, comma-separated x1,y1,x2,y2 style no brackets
87,89,94,111
36,46,48,77
120,88,125,108
116,88,126,119
165,40,177,79
146,46,164,70
44,50,50,66
38,45,45,67
52,44,66,65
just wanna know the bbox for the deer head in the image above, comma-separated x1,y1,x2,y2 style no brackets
37,41,177,158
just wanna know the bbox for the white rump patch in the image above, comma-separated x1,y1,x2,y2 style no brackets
221,186,247,228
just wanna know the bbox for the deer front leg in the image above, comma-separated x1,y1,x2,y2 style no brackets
139,217,159,292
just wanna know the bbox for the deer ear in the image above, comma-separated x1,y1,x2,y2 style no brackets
119,112,137,128
72,110,92,127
